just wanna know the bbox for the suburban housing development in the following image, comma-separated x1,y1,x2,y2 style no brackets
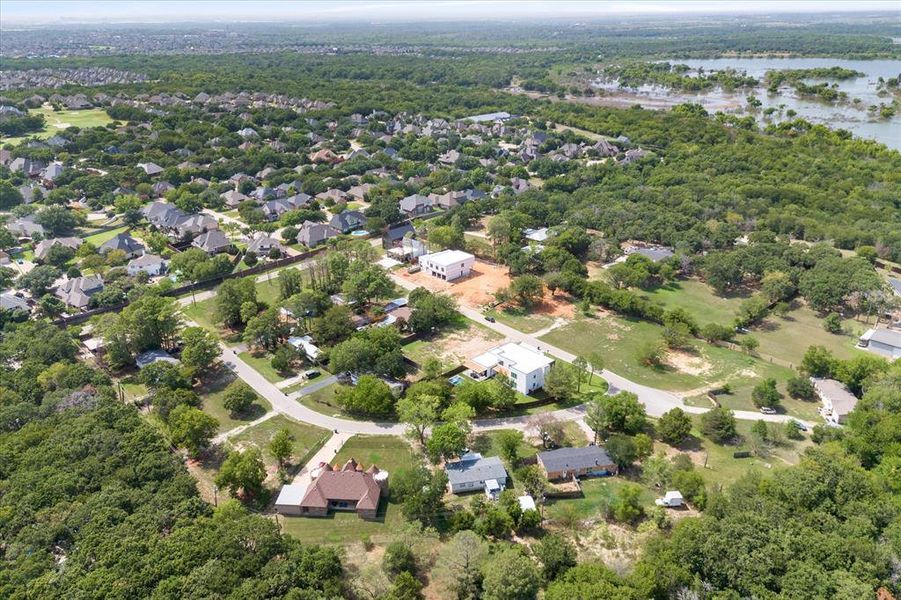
1,4,899,599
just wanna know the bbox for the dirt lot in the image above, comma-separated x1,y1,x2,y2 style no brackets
396,259,512,309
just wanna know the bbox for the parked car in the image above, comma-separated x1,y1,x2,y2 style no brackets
791,419,808,431
303,369,320,379
759,406,776,414
485,315,496,323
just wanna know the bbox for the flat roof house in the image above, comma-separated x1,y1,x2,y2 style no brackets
537,446,618,481
858,328,901,361
445,453,508,499
812,377,859,425
418,250,474,282
289,459,388,519
468,342,554,395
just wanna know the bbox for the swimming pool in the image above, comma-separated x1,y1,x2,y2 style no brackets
350,230,369,237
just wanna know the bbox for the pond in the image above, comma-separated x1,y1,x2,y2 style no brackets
593,58,900,150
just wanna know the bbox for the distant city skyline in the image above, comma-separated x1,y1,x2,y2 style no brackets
1,0,898,26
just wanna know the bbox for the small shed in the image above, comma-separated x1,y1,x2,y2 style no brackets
655,491,684,508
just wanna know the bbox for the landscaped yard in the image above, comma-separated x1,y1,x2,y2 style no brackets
279,435,420,545
2,106,116,145
198,371,271,432
230,414,329,471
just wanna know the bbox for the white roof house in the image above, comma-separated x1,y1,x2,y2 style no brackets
288,335,321,360
468,342,554,395
812,377,859,425
859,328,901,361
418,250,475,282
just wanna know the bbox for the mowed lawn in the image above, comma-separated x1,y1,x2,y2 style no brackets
640,279,745,325
83,225,129,246
230,415,329,471
2,107,115,144
238,350,295,383
198,371,271,432
279,435,420,545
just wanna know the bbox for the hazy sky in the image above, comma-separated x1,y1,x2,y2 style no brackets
1,1,898,26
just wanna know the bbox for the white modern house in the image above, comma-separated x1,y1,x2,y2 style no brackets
812,377,858,425
858,328,901,361
418,250,475,281
467,342,554,395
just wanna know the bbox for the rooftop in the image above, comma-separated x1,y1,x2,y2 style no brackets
473,342,554,374
538,446,615,473
422,249,474,267
445,453,507,486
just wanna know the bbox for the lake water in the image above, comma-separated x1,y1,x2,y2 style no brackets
593,58,900,150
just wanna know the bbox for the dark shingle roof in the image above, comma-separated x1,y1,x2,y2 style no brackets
538,446,614,473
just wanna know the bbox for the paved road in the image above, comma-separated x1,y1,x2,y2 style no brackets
190,272,813,447
390,272,812,428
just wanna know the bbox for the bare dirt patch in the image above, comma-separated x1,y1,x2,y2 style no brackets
664,350,712,376
432,326,503,366
396,260,512,309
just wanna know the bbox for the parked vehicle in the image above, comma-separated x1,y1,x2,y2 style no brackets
759,406,776,414
485,315,496,323
791,419,808,431
303,369,320,379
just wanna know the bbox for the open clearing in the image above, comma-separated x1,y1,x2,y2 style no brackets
541,312,810,405
198,370,271,432
395,259,511,309
230,414,328,475
403,316,503,371
1,106,115,145
640,278,745,325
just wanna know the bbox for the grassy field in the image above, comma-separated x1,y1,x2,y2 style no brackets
279,435,420,545
545,476,659,520
680,415,811,487
484,306,556,334
742,305,868,367
238,350,295,383
230,415,329,471
470,429,541,460
640,279,745,325
1,106,115,145
181,297,219,331
83,225,130,246
198,371,271,432
542,315,776,392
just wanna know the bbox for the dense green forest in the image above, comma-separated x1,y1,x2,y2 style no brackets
0,324,344,599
